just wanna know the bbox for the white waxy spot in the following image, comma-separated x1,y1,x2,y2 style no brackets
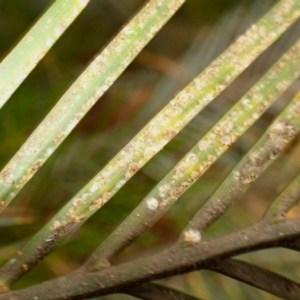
47,148,54,155
144,147,158,159
198,140,211,151
158,190,165,197
46,38,54,47
82,193,89,199
115,46,122,53
72,8,80,17
242,98,250,106
185,153,198,165
54,28,63,37
146,197,159,210
176,91,190,106
203,93,214,103
90,183,100,193
269,31,277,39
79,0,89,7
233,171,240,180
116,179,126,189
272,121,285,134
67,120,77,132
158,183,170,198
182,229,201,245
124,26,133,35
221,136,232,146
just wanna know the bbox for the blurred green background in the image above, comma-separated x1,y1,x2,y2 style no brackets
0,0,300,299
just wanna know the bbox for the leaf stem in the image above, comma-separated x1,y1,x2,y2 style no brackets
123,283,202,300
0,0,90,110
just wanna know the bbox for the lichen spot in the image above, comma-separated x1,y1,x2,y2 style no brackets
182,229,201,245
147,197,159,210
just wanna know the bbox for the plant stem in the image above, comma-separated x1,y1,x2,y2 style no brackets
264,171,300,222
206,259,300,300
0,0,90,110
286,238,300,251
0,219,299,300
81,38,300,271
